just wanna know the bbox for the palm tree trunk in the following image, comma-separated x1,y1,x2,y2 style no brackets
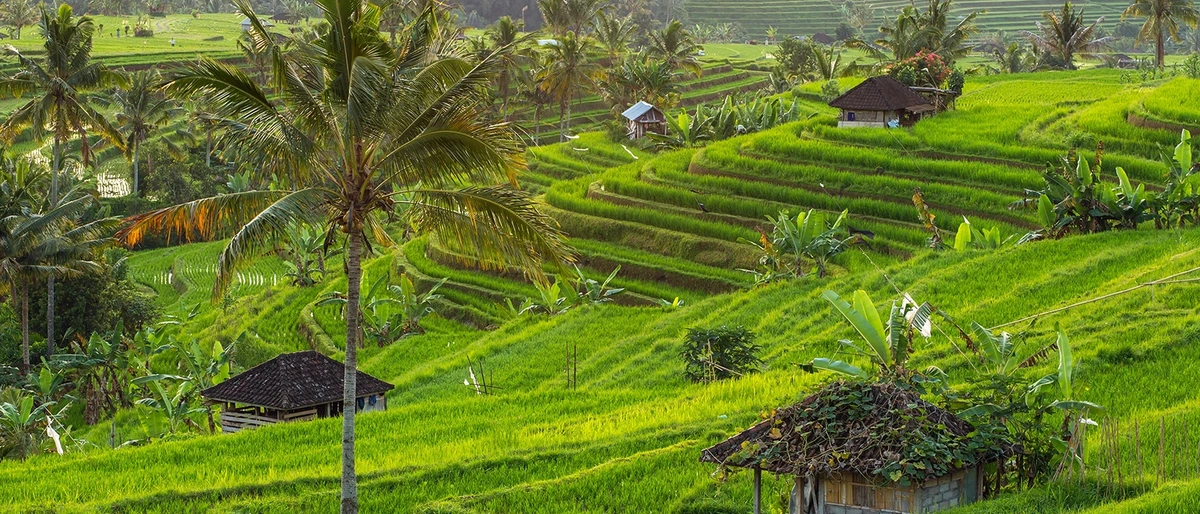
1157,28,1165,69
21,280,30,375
206,130,213,167
132,142,140,196
47,138,59,358
340,230,363,514
534,103,542,146
565,97,572,139
559,100,567,143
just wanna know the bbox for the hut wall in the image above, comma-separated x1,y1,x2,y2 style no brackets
838,110,895,129
915,469,969,512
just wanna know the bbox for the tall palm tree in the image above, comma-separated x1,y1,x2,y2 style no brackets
486,16,534,121
592,10,635,60
1025,3,1110,70
1122,0,1200,68
116,2,572,512
0,4,123,357
538,0,603,36
868,0,981,62
3,0,39,40
95,69,183,196
0,165,113,374
647,20,703,78
538,32,599,142
187,101,222,168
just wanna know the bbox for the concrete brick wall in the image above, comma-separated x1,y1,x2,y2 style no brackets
918,476,962,512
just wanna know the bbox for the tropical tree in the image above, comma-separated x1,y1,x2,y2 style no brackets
0,5,124,356
538,0,602,36
592,10,636,60
115,2,571,513
538,31,599,141
3,0,39,40
0,196,114,374
1122,0,1200,68
96,69,184,196
647,20,703,77
1025,3,1110,69
596,56,681,114
864,0,981,62
485,16,534,120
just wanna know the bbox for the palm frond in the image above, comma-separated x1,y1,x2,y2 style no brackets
406,186,574,282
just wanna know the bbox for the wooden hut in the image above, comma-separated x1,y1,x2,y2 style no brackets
622,101,666,139
828,76,935,128
700,381,1012,514
202,351,394,433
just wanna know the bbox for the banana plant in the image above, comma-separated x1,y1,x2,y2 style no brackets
1154,130,1200,228
529,278,572,316
0,393,57,460
647,109,711,149
755,209,856,278
953,217,1014,250
806,289,932,379
133,379,205,435
571,265,624,305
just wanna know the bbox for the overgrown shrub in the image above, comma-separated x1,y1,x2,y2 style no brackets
681,325,761,383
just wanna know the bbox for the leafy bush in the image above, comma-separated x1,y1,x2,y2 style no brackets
680,325,761,383
820,79,840,102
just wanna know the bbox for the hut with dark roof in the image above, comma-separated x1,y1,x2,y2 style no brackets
700,381,1012,514
202,351,394,433
828,76,935,128
621,101,666,139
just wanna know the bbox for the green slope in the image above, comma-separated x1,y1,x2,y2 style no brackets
5,226,1200,512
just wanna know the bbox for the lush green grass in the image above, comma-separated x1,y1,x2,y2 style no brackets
9,224,1200,512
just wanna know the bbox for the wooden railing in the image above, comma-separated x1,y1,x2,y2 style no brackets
219,409,320,433
220,411,280,433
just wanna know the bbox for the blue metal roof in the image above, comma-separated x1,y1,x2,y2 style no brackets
622,101,657,121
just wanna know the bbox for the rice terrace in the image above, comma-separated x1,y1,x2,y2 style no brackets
6,0,1200,512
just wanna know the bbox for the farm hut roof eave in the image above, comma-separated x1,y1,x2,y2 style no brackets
699,381,1014,478
828,75,934,112
201,350,393,410
622,101,658,121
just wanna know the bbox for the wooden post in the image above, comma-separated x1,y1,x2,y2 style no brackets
753,467,762,514
1159,416,1165,487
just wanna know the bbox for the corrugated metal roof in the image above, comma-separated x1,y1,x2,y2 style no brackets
622,101,658,121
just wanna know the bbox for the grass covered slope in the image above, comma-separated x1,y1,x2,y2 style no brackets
5,226,1200,512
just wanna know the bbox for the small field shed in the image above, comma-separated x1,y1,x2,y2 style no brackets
700,381,1012,514
202,350,394,433
828,76,935,128
622,101,666,139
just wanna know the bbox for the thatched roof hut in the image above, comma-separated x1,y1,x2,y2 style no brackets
701,381,1013,514
202,351,393,433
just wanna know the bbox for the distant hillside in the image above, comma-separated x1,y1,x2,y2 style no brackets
683,0,1132,40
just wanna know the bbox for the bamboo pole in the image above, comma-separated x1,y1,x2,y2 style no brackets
1136,420,1143,489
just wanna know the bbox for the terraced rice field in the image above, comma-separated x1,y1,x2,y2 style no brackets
683,0,1136,39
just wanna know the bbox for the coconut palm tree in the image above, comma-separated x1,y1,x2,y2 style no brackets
0,4,123,357
538,31,599,142
592,10,635,60
115,2,571,512
1122,0,1200,68
3,0,39,40
647,20,703,77
96,69,184,196
486,16,534,121
0,191,114,374
1025,3,1110,69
